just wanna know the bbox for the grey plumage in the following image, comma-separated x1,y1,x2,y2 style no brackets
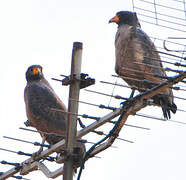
24,65,85,166
24,65,67,142
109,11,177,119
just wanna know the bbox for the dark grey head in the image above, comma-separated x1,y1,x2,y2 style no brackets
109,11,141,27
26,65,44,82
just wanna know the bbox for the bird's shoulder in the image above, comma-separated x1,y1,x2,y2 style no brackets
25,80,52,99
24,79,67,132
132,27,155,50
25,79,66,111
116,25,154,47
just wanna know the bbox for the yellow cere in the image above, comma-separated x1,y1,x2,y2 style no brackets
111,15,119,23
33,67,42,75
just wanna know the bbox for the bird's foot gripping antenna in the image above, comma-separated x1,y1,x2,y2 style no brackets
129,88,135,98
120,88,136,107
24,120,31,127
62,73,95,89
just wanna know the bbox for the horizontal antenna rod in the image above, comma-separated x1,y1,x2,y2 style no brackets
3,136,50,148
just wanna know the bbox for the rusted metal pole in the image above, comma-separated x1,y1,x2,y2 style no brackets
63,42,83,180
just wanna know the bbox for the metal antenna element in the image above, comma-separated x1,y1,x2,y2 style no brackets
0,148,55,162
51,78,63,82
19,127,110,147
19,127,66,138
101,80,186,93
92,131,134,143
73,99,151,130
3,136,50,148
164,38,186,52
77,118,134,143
0,172,30,180
12,176,30,180
19,127,39,133
70,98,117,111
0,148,32,157
0,161,20,167
51,108,101,120
84,89,129,100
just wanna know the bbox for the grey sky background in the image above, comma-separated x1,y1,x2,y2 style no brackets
0,0,186,179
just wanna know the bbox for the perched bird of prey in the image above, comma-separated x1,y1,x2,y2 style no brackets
109,11,177,119
24,65,85,165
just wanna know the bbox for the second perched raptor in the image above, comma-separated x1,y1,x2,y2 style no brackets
24,65,85,166
109,11,177,119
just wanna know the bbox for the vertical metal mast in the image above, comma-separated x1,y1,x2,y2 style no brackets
63,42,83,180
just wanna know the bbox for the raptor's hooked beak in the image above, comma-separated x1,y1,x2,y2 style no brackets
33,67,42,75
109,15,119,23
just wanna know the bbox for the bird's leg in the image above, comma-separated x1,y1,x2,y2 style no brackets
78,118,86,129
32,136,46,159
129,88,135,98
24,120,31,127
120,88,135,107
38,136,46,152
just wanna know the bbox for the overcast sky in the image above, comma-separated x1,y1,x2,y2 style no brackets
0,0,186,180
